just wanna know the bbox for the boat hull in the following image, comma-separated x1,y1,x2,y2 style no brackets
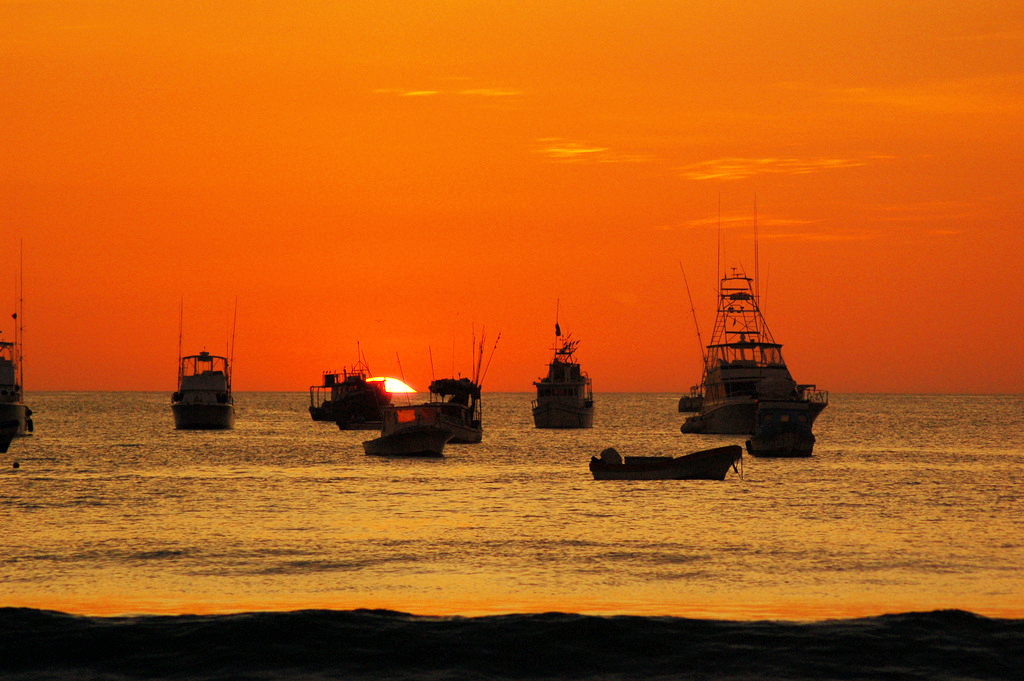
0,417,18,453
532,399,594,429
682,399,826,435
0,402,31,438
363,426,454,457
677,395,703,412
172,403,235,430
445,420,483,444
590,445,742,481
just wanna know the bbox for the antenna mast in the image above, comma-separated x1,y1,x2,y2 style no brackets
177,298,184,365
17,240,24,390
228,298,238,390
754,195,760,303
679,262,706,371
479,332,501,388
716,195,722,285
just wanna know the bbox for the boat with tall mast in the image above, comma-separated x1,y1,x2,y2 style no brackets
310,347,392,427
680,267,827,435
0,338,32,449
1,250,32,446
427,329,499,444
171,351,235,430
532,316,594,429
171,302,236,430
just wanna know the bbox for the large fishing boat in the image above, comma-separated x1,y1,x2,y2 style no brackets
532,324,594,429
1,329,32,442
680,268,827,435
310,364,392,429
1,337,32,452
171,351,235,430
1,257,32,443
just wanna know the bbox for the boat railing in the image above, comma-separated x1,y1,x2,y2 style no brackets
799,385,829,404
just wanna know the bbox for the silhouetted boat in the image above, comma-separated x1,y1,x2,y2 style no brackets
362,404,454,457
1,265,32,441
677,385,703,412
171,351,235,430
680,268,827,435
309,364,391,429
589,445,742,480
745,400,816,457
429,377,482,444
0,340,32,441
532,323,593,429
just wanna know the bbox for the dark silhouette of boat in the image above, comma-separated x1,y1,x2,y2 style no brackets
677,385,703,412
0,418,17,454
308,364,391,429
171,351,235,430
0,339,31,441
429,377,482,443
589,445,742,480
362,403,454,457
680,268,827,435
1,264,32,441
745,400,816,457
532,322,593,429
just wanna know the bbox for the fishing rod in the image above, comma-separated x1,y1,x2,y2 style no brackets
679,262,707,372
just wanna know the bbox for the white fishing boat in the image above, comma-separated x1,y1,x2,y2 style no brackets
171,351,235,430
532,321,594,429
680,268,827,435
362,403,454,457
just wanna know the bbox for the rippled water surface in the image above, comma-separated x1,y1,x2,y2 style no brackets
2,392,1021,619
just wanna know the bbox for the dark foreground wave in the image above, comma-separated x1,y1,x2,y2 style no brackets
1,608,1022,680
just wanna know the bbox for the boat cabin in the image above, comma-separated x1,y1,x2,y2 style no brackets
178,351,230,393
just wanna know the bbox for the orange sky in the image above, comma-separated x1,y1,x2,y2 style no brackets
2,1,1022,393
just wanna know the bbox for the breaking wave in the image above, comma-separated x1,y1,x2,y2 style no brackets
1,608,1021,680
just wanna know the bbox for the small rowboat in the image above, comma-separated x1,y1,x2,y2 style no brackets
589,445,742,481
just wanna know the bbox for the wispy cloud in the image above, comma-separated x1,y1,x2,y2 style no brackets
835,75,1024,115
374,87,523,98
536,138,652,164
677,157,868,181
760,231,879,242
538,140,610,161
458,88,523,97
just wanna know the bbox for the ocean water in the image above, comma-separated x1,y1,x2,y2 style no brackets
1,392,1022,679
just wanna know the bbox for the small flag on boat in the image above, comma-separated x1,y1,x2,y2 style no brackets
555,322,561,337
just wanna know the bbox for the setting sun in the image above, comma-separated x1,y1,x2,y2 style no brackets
374,377,416,394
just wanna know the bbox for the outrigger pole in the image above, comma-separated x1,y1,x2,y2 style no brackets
679,262,706,371
228,297,238,390
17,240,24,391
754,195,760,302
177,298,184,377
479,332,501,388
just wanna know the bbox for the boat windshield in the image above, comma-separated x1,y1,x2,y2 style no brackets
708,342,785,367
179,352,229,377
